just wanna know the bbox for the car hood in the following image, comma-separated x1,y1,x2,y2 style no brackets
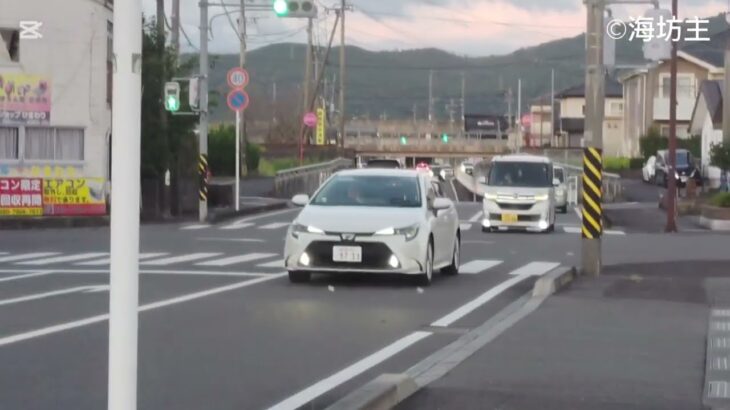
296,206,424,233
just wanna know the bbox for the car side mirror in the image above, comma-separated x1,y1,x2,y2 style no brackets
291,194,309,207
477,176,487,184
553,178,561,187
432,197,451,210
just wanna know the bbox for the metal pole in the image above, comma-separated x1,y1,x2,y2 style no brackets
339,0,346,152
581,0,605,276
300,17,313,164
517,79,522,150
666,0,678,232
235,110,240,211
461,71,466,133
724,18,730,145
428,70,434,122
551,68,555,147
199,0,209,222
108,0,142,408
172,0,180,65
236,0,246,211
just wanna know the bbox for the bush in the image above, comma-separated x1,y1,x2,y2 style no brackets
604,157,630,172
710,192,730,208
710,142,730,172
208,125,235,176
245,143,261,173
629,158,645,169
640,130,701,161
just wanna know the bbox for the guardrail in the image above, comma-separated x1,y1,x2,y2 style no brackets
346,136,509,155
273,158,354,199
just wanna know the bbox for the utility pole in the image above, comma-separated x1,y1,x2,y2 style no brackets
666,0,678,232
413,103,417,123
108,0,142,409
235,0,247,211
198,0,209,222
540,95,544,148
428,70,434,123
339,0,346,153
461,72,466,136
550,68,555,147
300,17,313,162
725,15,730,146
156,0,171,219
272,80,277,124
171,0,180,64
507,87,513,131
582,0,605,276
517,79,522,150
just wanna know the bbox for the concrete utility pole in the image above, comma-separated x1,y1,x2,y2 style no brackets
428,70,434,123
236,0,247,211
108,1,142,409
299,17,313,161
517,79,522,149
461,72,466,134
551,68,555,147
582,0,605,276
507,87,513,131
724,16,730,145
666,0,678,232
156,0,171,219
171,0,180,64
339,0,346,152
198,0,209,222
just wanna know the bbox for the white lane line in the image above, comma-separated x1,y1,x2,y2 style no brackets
0,252,59,263
195,253,277,267
459,223,472,231
0,285,108,307
140,252,222,266
181,224,211,230
265,331,432,410
0,268,270,277
0,273,286,348
431,262,559,327
0,271,53,283
468,211,483,223
459,260,502,274
17,252,107,266
219,222,254,230
258,259,284,268
258,222,290,230
76,253,168,266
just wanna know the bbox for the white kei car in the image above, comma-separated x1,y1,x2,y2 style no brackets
285,169,461,285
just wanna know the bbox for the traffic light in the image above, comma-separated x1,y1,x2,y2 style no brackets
273,0,317,18
164,82,180,112
442,133,449,143
400,136,407,145
188,77,199,110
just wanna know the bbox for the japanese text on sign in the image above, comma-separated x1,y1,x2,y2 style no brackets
0,178,43,216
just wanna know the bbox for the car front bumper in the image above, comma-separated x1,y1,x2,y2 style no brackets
482,198,551,231
283,230,429,274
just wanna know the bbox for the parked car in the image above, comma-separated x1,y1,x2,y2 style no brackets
642,155,656,183
553,166,568,214
460,162,474,176
654,149,702,188
431,165,454,181
415,162,431,174
366,159,402,169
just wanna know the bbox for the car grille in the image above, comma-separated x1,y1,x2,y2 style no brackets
497,202,534,211
490,213,541,222
305,241,392,269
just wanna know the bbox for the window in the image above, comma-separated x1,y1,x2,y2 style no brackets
0,28,19,63
107,21,113,105
0,127,19,159
488,162,552,188
311,175,422,208
25,127,84,161
610,102,623,115
661,74,695,99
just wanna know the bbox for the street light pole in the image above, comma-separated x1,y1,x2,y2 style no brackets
108,0,142,409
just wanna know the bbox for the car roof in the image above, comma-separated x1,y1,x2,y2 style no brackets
336,168,421,178
492,154,552,164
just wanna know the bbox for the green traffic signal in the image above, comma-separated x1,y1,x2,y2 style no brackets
165,95,180,112
442,133,449,143
400,136,407,145
273,0,288,16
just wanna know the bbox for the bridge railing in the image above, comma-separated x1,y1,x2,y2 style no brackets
345,136,509,154
273,158,354,199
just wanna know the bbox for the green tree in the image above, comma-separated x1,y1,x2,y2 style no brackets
710,142,730,191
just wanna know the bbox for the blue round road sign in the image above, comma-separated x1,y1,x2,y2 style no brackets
227,89,250,112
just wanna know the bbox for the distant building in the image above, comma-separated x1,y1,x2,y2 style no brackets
463,114,508,140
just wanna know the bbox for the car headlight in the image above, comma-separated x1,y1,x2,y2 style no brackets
674,171,679,179
375,224,420,241
534,194,549,201
460,164,466,173
291,223,324,238
484,193,498,201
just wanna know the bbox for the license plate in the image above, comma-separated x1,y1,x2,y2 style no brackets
501,213,518,223
680,176,688,182
333,246,362,263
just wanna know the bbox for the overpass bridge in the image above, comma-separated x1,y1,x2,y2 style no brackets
346,136,511,161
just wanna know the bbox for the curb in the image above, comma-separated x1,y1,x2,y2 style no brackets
325,374,418,410
532,265,579,297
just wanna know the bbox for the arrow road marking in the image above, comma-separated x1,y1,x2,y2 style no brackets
0,285,109,307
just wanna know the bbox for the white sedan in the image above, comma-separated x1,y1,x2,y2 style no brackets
284,169,461,285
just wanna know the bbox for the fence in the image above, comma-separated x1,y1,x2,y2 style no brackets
273,158,354,199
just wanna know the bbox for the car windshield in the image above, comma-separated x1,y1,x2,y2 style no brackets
554,168,565,183
675,152,690,166
488,161,551,188
367,160,400,168
311,175,422,207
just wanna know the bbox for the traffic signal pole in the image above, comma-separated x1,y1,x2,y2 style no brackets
339,0,346,153
665,0,678,232
198,0,210,222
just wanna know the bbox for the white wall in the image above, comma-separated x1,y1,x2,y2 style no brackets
701,115,723,187
0,0,112,179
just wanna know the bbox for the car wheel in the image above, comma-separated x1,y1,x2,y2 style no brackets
288,271,311,283
441,235,460,276
418,241,434,286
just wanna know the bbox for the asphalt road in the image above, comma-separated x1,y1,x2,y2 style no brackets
0,196,659,410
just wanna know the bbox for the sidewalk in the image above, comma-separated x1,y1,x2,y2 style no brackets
399,261,721,409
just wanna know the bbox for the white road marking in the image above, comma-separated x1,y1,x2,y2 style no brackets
181,224,211,230
468,211,483,223
220,222,254,230
0,268,270,278
195,253,277,267
258,259,284,268
0,271,53,283
76,253,168,266
563,226,581,234
258,222,290,230
459,260,502,274
17,252,107,266
604,229,626,235
0,273,286,348
459,223,472,231
508,261,560,276
431,262,559,327
265,331,432,410
196,237,265,243
574,206,582,220
0,285,108,307
0,252,59,263
140,253,222,266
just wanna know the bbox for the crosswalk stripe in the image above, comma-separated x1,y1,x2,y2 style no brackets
220,222,254,230
0,252,59,263
17,252,108,266
468,211,484,223
459,260,502,274
508,261,560,276
257,259,284,268
564,226,624,235
460,223,472,231
182,224,211,230
196,253,277,267
258,222,290,230
76,253,169,266
141,253,222,266
604,229,626,235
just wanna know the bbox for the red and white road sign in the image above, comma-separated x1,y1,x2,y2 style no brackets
227,67,249,89
303,112,317,128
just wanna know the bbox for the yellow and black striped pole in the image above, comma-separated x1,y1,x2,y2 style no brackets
582,147,603,239
198,153,209,203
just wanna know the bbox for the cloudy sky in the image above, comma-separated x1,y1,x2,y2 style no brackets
141,0,730,56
